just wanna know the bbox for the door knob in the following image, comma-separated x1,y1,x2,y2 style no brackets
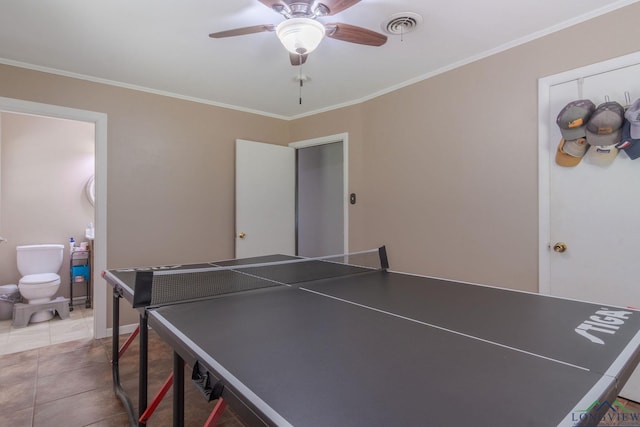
553,242,567,253
238,232,246,239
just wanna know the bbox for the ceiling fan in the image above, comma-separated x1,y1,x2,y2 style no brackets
209,0,388,66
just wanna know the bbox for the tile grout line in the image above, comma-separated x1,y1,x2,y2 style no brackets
47,317,53,348
31,349,39,427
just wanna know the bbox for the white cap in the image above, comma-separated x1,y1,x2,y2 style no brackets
586,144,618,167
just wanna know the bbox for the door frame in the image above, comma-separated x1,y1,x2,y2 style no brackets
0,97,108,339
289,133,349,254
537,51,640,295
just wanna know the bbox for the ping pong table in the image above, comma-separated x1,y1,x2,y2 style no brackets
104,247,640,427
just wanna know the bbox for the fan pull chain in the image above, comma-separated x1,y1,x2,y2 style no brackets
299,54,303,105
299,79,303,105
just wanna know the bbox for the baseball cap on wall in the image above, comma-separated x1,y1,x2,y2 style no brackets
556,138,588,167
585,144,618,167
625,98,640,139
616,120,640,160
556,100,596,141
586,101,625,146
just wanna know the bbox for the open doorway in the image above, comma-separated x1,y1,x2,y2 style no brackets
296,141,344,257
0,113,94,294
0,96,107,339
235,133,349,259
290,133,349,257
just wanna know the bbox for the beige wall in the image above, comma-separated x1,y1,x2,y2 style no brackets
0,67,289,325
0,113,94,299
0,70,289,266
289,2,640,291
0,3,638,327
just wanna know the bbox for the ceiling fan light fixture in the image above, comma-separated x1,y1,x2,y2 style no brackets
276,18,325,55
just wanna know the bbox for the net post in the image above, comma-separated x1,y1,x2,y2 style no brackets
379,246,389,270
133,271,153,308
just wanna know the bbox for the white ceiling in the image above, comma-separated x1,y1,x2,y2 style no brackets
0,0,636,119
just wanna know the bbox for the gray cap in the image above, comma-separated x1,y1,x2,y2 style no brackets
625,98,640,139
586,102,624,146
556,99,595,141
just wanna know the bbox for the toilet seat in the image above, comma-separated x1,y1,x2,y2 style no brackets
19,273,61,286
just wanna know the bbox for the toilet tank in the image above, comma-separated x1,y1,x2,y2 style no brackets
16,244,65,276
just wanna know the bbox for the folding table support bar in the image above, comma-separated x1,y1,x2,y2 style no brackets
139,372,174,424
119,325,139,358
204,398,228,427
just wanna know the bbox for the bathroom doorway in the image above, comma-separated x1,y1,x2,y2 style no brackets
0,113,94,347
0,112,95,295
0,97,107,339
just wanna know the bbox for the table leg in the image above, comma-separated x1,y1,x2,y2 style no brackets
139,312,148,425
112,288,136,427
173,351,185,427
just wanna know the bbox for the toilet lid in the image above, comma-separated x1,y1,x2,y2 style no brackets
19,273,60,285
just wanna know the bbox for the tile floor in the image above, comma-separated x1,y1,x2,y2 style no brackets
0,329,243,427
0,305,94,356
0,321,638,426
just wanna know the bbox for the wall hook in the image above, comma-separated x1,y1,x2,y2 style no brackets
577,77,584,99
625,91,632,109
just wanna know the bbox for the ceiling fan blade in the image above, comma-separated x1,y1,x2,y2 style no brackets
320,0,362,15
325,23,387,46
209,24,275,38
289,53,308,66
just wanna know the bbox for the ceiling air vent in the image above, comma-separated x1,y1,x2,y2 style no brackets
382,12,423,36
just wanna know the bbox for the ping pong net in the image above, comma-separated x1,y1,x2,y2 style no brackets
132,246,388,308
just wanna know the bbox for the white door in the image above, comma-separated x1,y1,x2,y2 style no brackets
540,57,640,400
235,140,295,258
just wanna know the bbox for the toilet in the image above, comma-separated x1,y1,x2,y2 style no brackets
17,244,64,323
